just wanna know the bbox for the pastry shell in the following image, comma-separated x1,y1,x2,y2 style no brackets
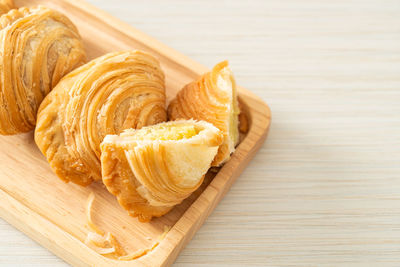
0,6,86,135
168,61,240,166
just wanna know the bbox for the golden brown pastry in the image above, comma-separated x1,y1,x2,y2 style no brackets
0,0,13,15
100,120,223,222
35,51,167,186
168,61,240,166
0,6,86,135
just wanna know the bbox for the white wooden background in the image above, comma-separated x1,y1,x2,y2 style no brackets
1,0,400,266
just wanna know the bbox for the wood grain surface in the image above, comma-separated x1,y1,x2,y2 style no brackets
1,0,400,266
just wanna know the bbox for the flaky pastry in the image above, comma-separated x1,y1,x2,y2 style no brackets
168,61,240,166
100,120,223,222
0,6,86,135
35,51,167,186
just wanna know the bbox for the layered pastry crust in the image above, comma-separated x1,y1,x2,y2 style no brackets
0,0,13,15
35,51,167,186
168,61,240,166
0,6,86,135
100,120,223,222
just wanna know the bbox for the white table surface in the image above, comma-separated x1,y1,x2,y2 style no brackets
1,0,400,266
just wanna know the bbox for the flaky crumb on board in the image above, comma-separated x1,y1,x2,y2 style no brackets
85,192,171,260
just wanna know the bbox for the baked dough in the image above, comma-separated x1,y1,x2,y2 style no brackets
168,61,240,166
100,120,223,222
0,6,86,135
35,51,167,186
0,0,13,15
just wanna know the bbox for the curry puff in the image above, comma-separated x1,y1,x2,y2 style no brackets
35,51,167,186
0,6,86,135
100,120,223,222
168,61,240,166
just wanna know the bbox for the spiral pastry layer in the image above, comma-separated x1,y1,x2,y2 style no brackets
101,120,223,222
35,50,167,186
0,6,86,135
168,61,240,166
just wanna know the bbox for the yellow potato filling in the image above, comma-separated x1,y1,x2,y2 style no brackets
132,125,199,141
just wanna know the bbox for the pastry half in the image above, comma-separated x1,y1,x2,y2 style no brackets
0,6,86,135
168,61,240,166
35,51,167,186
0,0,13,15
100,120,223,222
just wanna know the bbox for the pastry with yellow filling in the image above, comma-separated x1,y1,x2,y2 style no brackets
168,61,240,166
100,120,223,222
0,0,13,15
35,51,166,186
0,6,86,135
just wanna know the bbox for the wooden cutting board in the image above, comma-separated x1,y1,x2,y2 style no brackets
0,0,271,266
